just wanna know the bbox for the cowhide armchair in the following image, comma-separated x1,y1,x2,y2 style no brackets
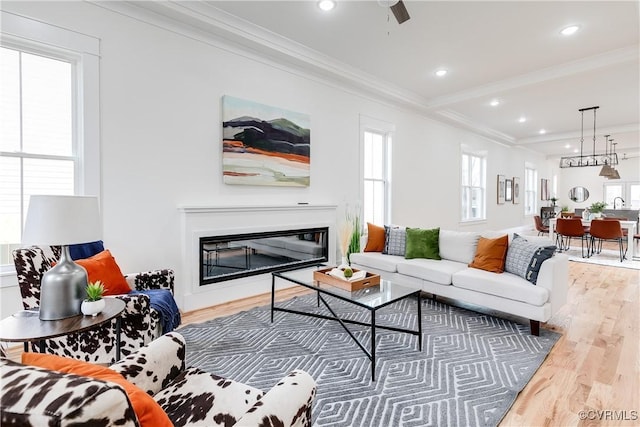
12,245,175,363
1,332,317,427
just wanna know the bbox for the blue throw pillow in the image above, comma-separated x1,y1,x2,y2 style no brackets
69,240,105,260
505,234,555,285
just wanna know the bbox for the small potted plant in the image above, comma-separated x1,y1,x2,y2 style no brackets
550,197,558,207
81,280,106,316
589,201,607,219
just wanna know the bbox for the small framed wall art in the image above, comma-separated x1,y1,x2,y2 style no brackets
505,179,513,202
512,177,520,204
540,178,549,201
497,175,506,204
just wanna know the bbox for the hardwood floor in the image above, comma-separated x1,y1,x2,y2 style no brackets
4,261,638,426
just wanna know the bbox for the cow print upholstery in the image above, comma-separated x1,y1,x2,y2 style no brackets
12,246,176,363
2,332,317,427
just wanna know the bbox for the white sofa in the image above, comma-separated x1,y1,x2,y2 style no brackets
350,230,568,335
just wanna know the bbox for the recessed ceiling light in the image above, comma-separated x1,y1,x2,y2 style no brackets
560,25,580,36
573,148,579,153
317,0,336,11
539,129,546,135
435,69,448,77
518,117,526,123
490,99,500,107
565,144,571,149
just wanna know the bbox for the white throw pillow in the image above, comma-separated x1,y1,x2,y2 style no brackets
439,230,481,264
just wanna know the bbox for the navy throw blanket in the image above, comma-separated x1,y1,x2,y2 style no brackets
131,289,181,334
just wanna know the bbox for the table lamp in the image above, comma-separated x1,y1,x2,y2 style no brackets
22,195,102,320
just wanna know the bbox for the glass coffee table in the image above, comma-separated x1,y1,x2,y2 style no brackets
271,265,422,380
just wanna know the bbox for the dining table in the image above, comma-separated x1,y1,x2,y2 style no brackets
548,217,638,259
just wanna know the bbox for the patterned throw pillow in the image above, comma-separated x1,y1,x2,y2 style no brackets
505,234,556,285
383,225,406,256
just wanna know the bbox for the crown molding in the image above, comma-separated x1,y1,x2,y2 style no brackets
93,0,430,111
425,46,639,110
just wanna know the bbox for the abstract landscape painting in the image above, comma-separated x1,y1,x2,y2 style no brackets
222,95,310,187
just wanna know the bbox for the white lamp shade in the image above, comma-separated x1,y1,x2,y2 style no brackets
22,195,102,246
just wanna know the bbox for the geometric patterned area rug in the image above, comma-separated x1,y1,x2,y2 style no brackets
178,294,560,427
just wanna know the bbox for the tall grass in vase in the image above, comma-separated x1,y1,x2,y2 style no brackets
346,205,361,265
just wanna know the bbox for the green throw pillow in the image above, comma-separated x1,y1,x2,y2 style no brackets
405,227,441,260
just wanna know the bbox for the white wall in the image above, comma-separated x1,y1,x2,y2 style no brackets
553,156,640,211
1,1,547,314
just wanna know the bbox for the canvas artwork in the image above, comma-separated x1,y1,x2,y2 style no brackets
222,95,311,187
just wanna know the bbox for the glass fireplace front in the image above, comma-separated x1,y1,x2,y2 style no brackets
199,227,328,285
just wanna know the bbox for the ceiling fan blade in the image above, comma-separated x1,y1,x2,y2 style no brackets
390,0,410,24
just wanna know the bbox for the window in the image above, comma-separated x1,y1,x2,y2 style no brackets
0,12,99,271
0,47,76,264
460,151,486,221
603,183,623,208
524,166,537,215
361,116,393,226
604,181,640,209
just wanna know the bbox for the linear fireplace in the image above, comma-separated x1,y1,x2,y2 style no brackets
200,226,328,285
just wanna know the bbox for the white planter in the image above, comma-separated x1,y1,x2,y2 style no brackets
81,299,105,316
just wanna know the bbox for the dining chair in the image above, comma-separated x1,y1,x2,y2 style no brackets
603,217,629,237
555,217,590,257
589,219,627,262
533,215,549,236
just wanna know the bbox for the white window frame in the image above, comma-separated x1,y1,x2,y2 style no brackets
460,148,486,222
360,115,393,226
0,12,100,277
603,181,639,209
524,165,537,216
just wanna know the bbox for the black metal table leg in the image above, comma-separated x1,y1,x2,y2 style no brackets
115,317,122,361
271,275,276,322
371,309,376,381
417,292,422,351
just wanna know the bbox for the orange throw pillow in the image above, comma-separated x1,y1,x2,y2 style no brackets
364,223,386,252
22,353,172,427
469,235,509,273
75,250,131,295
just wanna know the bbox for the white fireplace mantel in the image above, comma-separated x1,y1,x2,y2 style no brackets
177,203,338,312
178,203,338,214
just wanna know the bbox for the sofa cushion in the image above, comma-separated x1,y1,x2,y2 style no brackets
468,235,509,273
405,227,441,260
364,223,386,252
439,230,480,264
154,366,263,427
505,234,556,285
452,268,550,306
383,225,406,256
349,252,402,273
22,352,172,427
396,258,466,285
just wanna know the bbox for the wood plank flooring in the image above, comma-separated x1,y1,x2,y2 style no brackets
4,261,638,426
